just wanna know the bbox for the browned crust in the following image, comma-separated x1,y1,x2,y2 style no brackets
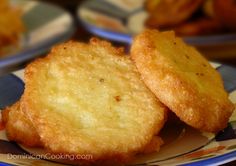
2,101,42,147
131,29,234,133
19,38,167,165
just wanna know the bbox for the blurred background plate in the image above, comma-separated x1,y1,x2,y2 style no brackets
0,0,75,75
77,0,236,59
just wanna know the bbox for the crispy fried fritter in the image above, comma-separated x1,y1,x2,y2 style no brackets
20,38,167,164
141,136,163,154
131,29,234,133
2,101,42,147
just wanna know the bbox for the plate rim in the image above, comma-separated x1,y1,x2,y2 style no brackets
0,0,76,73
180,150,236,166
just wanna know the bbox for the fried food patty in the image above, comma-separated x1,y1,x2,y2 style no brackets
131,29,234,133
20,38,166,164
2,101,42,147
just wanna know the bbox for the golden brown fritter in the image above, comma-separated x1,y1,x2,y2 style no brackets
2,101,42,147
131,29,234,133
19,38,167,165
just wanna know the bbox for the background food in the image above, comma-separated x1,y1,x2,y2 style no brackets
0,0,24,52
131,29,234,133
214,0,236,30
145,0,204,28
145,0,236,36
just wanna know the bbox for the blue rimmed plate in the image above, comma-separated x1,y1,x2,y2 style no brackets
0,0,75,75
0,63,235,166
77,0,236,59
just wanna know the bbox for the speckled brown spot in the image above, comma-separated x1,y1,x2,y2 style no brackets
185,54,190,59
196,73,204,76
99,78,104,82
114,96,121,102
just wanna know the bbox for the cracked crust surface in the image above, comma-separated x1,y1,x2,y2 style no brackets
2,101,42,147
20,38,167,164
131,29,234,133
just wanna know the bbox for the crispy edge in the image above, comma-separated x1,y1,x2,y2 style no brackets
21,39,167,164
2,101,42,147
131,29,234,133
